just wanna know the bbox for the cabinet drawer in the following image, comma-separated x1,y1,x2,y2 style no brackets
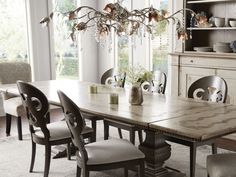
180,56,236,69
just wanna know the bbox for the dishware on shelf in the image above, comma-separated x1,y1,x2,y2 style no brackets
193,47,213,52
229,20,236,27
214,17,225,27
230,41,236,53
213,42,232,53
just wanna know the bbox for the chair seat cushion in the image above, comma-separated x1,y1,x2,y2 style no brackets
3,96,25,117
34,121,71,141
85,138,145,165
34,121,92,141
207,153,236,177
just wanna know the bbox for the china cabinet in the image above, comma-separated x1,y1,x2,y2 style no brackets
170,0,236,148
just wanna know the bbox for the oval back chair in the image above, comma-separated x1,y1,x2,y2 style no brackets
188,75,227,103
16,81,72,177
101,68,126,87
57,90,145,177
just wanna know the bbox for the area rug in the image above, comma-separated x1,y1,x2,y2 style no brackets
0,121,231,177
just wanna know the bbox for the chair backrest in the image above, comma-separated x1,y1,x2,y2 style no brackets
57,90,88,163
141,70,167,94
0,62,31,84
16,81,50,138
101,68,126,88
188,76,228,103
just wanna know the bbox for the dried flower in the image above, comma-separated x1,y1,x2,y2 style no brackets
68,11,77,20
75,22,87,31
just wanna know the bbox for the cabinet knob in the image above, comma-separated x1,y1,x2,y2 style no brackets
190,60,193,63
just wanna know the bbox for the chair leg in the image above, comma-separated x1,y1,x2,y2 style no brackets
139,162,145,177
67,142,71,160
44,145,51,177
83,168,89,177
104,121,109,140
118,128,123,139
124,168,128,177
91,120,96,142
190,145,197,177
138,130,143,143
76,166,81,177
6,113,12,136
212,143,217,154
29,141,36,172
130,130,135,144
16,116,23,140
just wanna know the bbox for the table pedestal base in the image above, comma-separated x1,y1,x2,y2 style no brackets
139,130,186,177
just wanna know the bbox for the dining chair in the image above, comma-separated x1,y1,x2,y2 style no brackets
141,70,167,94
57,90,145,177
16,81,93,177
207,153,236,177
82,68,126,142
164,75,228,177
0,62,31,140
104,70,167,144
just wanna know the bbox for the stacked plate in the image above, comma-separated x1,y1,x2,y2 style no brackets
213,42,233,53
193,47,213,52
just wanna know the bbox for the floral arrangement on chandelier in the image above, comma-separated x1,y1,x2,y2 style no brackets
40,2,198,43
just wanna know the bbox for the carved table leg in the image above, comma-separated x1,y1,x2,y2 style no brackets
139,130,186,177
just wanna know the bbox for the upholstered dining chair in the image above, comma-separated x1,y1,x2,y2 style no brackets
57,90,145,177
16,81,93,177
104,70,167,144
82,68,126,142
0,62,31,140
164,75,228,177
207,153,236,177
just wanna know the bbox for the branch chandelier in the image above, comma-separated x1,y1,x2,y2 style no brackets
40,2,200,46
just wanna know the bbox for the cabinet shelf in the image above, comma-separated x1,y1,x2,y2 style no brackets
187,27,236,30
187,0,235,4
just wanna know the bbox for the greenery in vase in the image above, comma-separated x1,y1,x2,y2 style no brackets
122,65,153,86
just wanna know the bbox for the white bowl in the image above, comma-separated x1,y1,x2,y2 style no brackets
214,17,225,27
229,20,236,27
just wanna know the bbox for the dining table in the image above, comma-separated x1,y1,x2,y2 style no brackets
1,80,236,177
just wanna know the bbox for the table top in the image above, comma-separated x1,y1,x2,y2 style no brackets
1,80,236,141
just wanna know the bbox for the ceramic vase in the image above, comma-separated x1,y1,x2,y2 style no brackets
129,84,143,105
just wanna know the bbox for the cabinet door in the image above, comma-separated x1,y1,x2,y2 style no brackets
180,66,215,97
217,69,236,105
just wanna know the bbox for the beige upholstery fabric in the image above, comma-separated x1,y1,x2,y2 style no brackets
34,121,92,141
3,97,25,117
34,121,71,141
0,62,31,116
207,153,236,177
0,62,31,85
85,138,145,165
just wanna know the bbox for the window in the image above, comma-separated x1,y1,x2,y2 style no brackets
150,0,169,74
0,0,29,63
115,0,170,75
51,0,79,80
116,0,131,71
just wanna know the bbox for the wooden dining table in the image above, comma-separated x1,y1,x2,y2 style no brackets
1,80,236,177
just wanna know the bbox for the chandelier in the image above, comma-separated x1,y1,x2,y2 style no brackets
40,2,197,44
